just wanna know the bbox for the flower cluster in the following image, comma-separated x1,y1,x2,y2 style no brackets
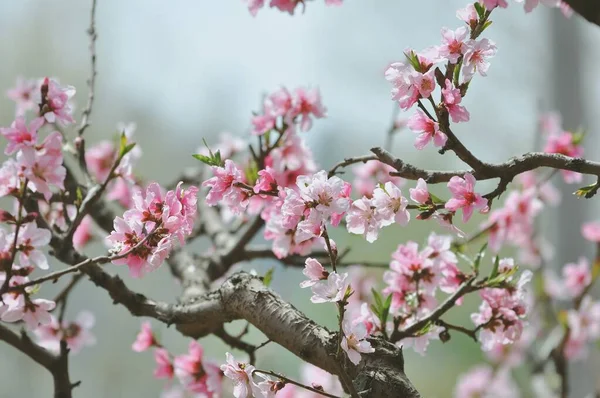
382,234,464,354
471,265,532,351
245,0,342,17
34,311,96,354
107,182,198,278
251,87,326,135
346,181,410,243
132,323,222,397
454,365,519,398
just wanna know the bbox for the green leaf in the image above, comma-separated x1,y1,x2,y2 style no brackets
429,193,445,205
263,267,274,287
473,242,488,273
489,255,500,279
244,161,259,186
192,153,217,166
574,183,599,199
404,50,421,72
214,150,223,167
481,20,493,33
380,293,393,325
371,288,383,309
75,186,83,206
474,2,486,19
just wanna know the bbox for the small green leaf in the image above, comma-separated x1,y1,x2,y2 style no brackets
214,150,224,167
244,161,259,186
429,193,445,205
123,143,136,156
473,242,488,273
481,20,493,33
75,186,83,205
489,255,500,279
192,153,217,166
263,267,274,287
574,183,599,199
474,2,486,19
371,288,383,309
404,50,421,72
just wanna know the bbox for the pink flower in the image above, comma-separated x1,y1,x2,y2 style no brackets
220,352,255,398
73,216,94,251
85,141,116,182
346,197,381,243
406,109,447,150
565,297,600,360
132,321,157,352
457,4,478,26
174,340,203,385
582,221,600,242
0,159,21,198
442,80,470,123
246,0,265,16
543,131,584,183
153,348,174,380
515,0,560,13
310,272,349,304
0,117,44,155
1,296,56,329
14,222,51,270
7,77,39,116
203,160,248,214
352,161,403,197
34,311,96,354
39,78,76,125
409,178,430,204
341,320,374,365
445,173,488,223
454,366,519,398
410,70,436,99
254,167,277,194
372,182,410,227
300,258,329,288
385,62,419,110
325,0,343,5
438,27,468,64
563,257,592,297
290,87,327,132
480,0,509,10
17,131,66,201
462,38,497,80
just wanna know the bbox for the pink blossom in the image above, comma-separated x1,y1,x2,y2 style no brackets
254,167,277,194
296,171,350,218
409,178,430,204
290,87,327,132
34,311,96,354
14,222,51,270
563,257,592,298
457,4,478,26
269,0,299,15
462,38,497,80
252,374,282,398
410,70,436,99
438,27,469,64
442,79,470,123
559,1,573,17
384,62,419,110
246,0,265,16
454,366,519,398
0,117,44,155
73,216,94,251
565,297,600,360
544,131,584,183
85,141,116,182
341,320,374,365
310,272,349,303
39,78,76,125
251,104,276,136
300,258,329,288
402,324,442,355
1,296,56,329
153,348,174,380
220,352,255,398
174,340,204,386
203,160,248,214
346,197,380,243
445,173,488,223
352,161,403,197
106,178,137,208
582,221,600,242
0,159,21,198
325,0,343,5
480,0,509,10
406,109,447,150
515,0,560,13
6,77,39,116
372,182,410,227
132,321,157,352
17,131,66,201
197,132,245,160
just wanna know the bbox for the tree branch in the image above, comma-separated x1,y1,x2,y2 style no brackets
563,0,600,26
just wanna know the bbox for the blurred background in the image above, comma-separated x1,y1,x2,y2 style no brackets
0,0,600,396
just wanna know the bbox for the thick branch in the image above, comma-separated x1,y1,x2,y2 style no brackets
563,0,600,26
371,147,600,186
